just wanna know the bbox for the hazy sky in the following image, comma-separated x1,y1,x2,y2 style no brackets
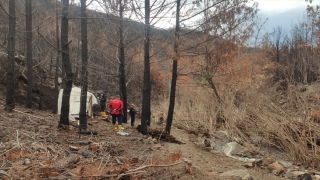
253,0,313,33
255,0,309,14
87,0,313,31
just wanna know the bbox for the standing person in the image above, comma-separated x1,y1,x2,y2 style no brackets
129,104,136,127
99,91,107,117
108,96,124,132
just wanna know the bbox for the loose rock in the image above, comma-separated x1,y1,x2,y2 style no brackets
267,162,285,174
262,157,276,167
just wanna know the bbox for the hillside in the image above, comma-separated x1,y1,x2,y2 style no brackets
0,51,319,179
2,0,320,179
2,85,320,179
0,0,174,103
0,99,288,180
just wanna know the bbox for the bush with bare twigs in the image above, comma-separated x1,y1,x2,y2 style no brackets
152,80,320,167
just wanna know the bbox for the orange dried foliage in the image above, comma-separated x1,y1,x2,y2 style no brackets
182,39,252,87
163,149,182,164
146,157,160,172
5,147,21,161
37,167,60,178
150,60,167,96
123,158,133,170
147,156,160,166
8,166,26,178
214,48,254,83
177,75,193,84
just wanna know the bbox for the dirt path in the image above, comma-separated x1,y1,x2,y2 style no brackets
164,127,286,180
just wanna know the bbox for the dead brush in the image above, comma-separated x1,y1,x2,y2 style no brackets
152,81,320,167
152,88,221,134
223,84,320,167
163,149,182,164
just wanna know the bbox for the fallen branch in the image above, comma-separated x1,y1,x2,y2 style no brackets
103,154,111,169
98,154,110,170
0,170,10,178
115,158,123,165
16,130,20,148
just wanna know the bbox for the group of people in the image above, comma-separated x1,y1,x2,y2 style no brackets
99,91,136,133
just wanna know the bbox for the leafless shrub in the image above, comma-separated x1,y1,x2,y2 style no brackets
153,81,320,167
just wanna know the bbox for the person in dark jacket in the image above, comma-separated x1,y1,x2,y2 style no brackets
108,96,124,132
99,91,107,117
129,104,136,127
99,91,107,111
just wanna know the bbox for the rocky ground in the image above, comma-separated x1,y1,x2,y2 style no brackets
0,98,319,180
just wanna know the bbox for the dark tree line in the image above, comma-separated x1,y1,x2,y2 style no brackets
5,0,16,112
266,23,320,84
2,0,269,136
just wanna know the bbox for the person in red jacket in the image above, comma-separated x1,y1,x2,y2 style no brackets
108,96,124,132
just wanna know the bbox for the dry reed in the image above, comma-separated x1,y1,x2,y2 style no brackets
152,81,320,167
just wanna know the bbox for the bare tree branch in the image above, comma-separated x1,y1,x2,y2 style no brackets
0,2,10,17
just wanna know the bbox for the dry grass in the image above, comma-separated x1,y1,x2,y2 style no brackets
152,81,320,167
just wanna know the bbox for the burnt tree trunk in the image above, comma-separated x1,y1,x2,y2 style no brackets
141,0,151,135
59,0,74,126
5,0,16,112
26,0,33,109
52,0,60,114
165,0,180,134
61,60,66,89
79,0,88,130
50,53,53,75
74,38,80,85
119,0,127,124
